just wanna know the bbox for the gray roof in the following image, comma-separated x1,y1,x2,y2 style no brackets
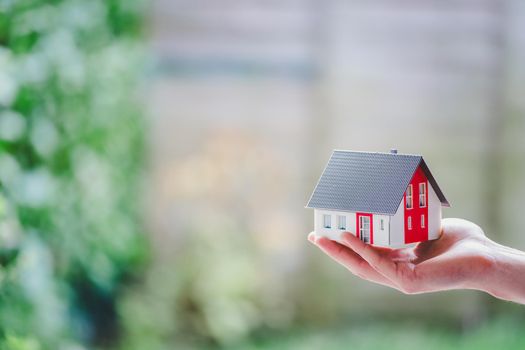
306,150,450,215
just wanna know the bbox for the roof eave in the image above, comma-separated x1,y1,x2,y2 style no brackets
305,205,396,216
419,158,451,207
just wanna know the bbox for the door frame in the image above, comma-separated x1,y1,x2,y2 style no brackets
356,212,373,244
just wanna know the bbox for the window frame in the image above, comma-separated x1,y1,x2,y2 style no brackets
337,215,346,230
323,214,332,229
421,214,425,228
419,182,427,208
407,216,412,230
406,184,413,209
380,219,384,231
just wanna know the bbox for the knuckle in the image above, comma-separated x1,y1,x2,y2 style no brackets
358,258,370,270
362,243,373,255
466,221,485,236
334,245,345,256
363,244,380,265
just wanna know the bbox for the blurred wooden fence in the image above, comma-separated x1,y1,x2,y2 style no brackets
148,0,525,323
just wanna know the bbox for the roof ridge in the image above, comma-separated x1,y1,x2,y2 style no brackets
332,149,422,157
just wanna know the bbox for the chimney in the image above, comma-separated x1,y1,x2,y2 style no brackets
390,148,398,154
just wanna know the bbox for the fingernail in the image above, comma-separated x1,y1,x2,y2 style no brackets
307,232,316,243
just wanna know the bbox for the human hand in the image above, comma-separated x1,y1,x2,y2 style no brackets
308,218,525,304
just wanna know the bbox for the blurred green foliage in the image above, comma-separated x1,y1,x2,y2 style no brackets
230,318,525,350
0,0,147,348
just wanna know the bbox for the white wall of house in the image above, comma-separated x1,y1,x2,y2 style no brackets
428,184,442,240
390,199,406,247
313,209,391,246
314,209,356,242
372,214,390,247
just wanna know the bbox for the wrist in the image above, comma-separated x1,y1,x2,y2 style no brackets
477,239,525,303
464,238,499,292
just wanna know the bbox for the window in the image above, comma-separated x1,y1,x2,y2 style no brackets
406,185,413,209
337,215,346,230
359,216,371,244
419,182,427,208
380,219,384,230
408,216,412,230
421,215,425,228
323,214,331,229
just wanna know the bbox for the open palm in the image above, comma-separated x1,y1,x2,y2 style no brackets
309,218,495,294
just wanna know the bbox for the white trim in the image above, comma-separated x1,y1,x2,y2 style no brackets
407,216,412,230
337,215,346,230
406,184,413,209
419,182,427,208
323,214,331,229
427,184,442,240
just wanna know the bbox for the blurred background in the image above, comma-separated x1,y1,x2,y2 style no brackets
1,0,525,349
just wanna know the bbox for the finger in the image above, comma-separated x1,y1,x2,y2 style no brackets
340,232,400,283
338,232,394,256
314,237,398,288
337,233,416,263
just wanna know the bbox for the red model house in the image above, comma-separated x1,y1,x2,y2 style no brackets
306,149,450,247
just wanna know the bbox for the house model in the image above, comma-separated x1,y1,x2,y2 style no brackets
306,149,450,247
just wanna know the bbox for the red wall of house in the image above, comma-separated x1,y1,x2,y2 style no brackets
403,166,428,243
